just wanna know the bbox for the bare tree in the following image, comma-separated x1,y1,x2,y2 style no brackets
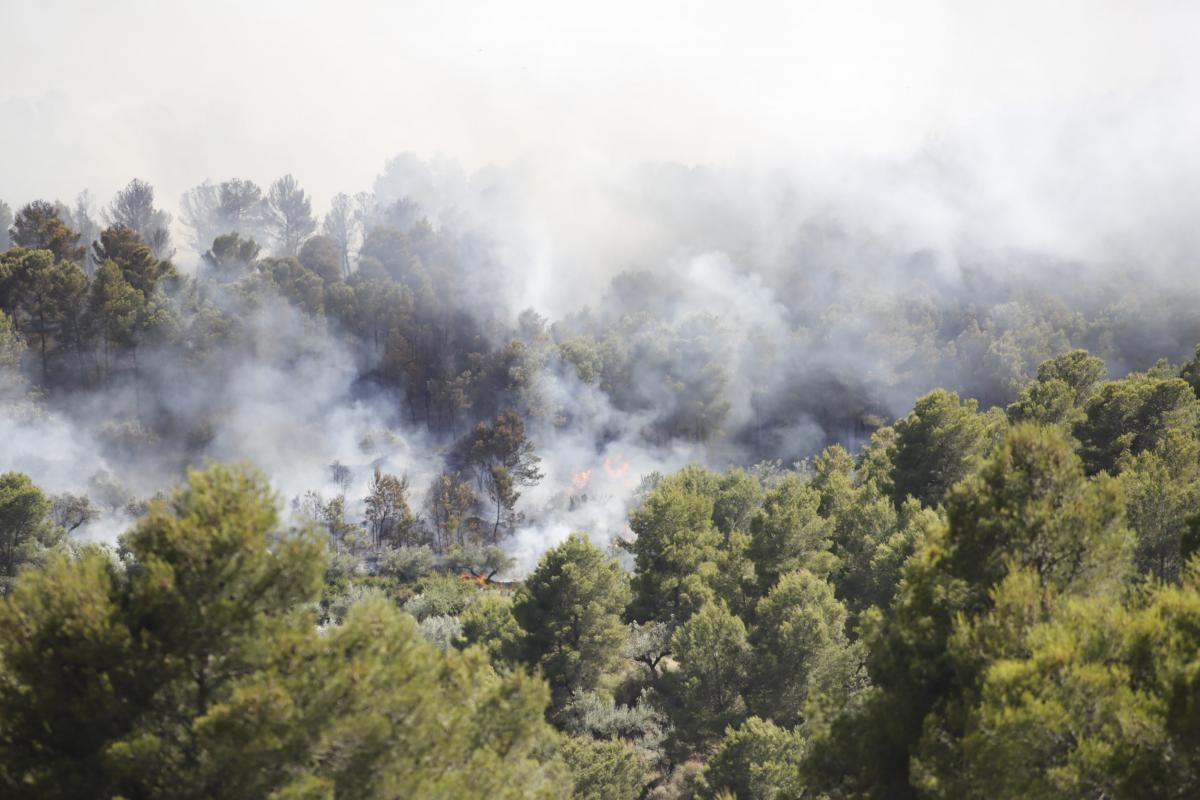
51,493,98,533
264,174,316,256
364,467,416,548
106,179,173,259
180,178,267,255
322,192,359,278
328,461,353,498
180,181,222,254
0,200,12,250
72,191,103,274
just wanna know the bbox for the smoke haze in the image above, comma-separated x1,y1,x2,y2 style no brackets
3,1,1200,570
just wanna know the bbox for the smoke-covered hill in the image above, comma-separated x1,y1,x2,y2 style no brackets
4,150,1200,572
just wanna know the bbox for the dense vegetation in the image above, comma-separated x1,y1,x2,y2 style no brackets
4,174,1200,797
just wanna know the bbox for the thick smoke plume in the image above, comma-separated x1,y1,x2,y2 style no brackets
6,133,1200,573
4,0,1200,570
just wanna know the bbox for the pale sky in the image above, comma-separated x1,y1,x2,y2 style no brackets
1,0,1198,220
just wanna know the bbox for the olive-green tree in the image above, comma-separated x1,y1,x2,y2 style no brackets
1075,374,1199,475
8,201,85,262
624,476,721,625
664,601,751,753
748,474,834,594
750,570,861,730
0,464,568,799
513,534,630,705
889,389,994,508
0,473,62,593
694,716,806,800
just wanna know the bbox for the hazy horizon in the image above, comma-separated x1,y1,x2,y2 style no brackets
4,1,1199,216
4,1,1200,567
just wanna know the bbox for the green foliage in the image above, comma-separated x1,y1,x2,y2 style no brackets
811,424,1136,798
0,247,89,381
296,235,343,284
0,310,23,376
1006,376,1079,426
694,717,806,800
0,465,567,799
1008,350,1106,428
749,570,861,730
622,619,674,681
87,256,172,384
404,572,479,620
557,690,668,753
942,423,1133,600
263,597,565,799
0,463,325,796
798,443,936,619
712,467,765,538
0,472,62,593
7,165,1200,799
1121,447,1200,583
560,735,644,800
323,549,361,585
890,389,992,508
559,336,603,384
748,475,834,593
457,591,524,665
664,601,751,753
256,256,325,316
375,543,435,581
1075,374,1200,475
202,232,261,280
1035,349,1108,404
947,572,1200,798
856,425,897,496
418,613,464,650
711,528,758,618
92,223,175,296
50,492,98,534
907,424,1133,787
514,534,630,704
857,498,937,613
624,473,721,624
1181,344,1200,398
8,201,85,263
444,542,515,576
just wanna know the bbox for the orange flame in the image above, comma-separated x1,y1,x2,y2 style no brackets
569,468,593,496
604,457,631,481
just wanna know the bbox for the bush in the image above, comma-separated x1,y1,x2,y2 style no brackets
405,573,478,621
418,614,463,650
377,544,436,581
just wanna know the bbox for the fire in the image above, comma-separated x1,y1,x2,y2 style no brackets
569,468,593,495
603,456,631,481
565,455,633,506
459,572,488,586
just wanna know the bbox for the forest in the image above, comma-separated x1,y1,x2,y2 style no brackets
2,161,1200,800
